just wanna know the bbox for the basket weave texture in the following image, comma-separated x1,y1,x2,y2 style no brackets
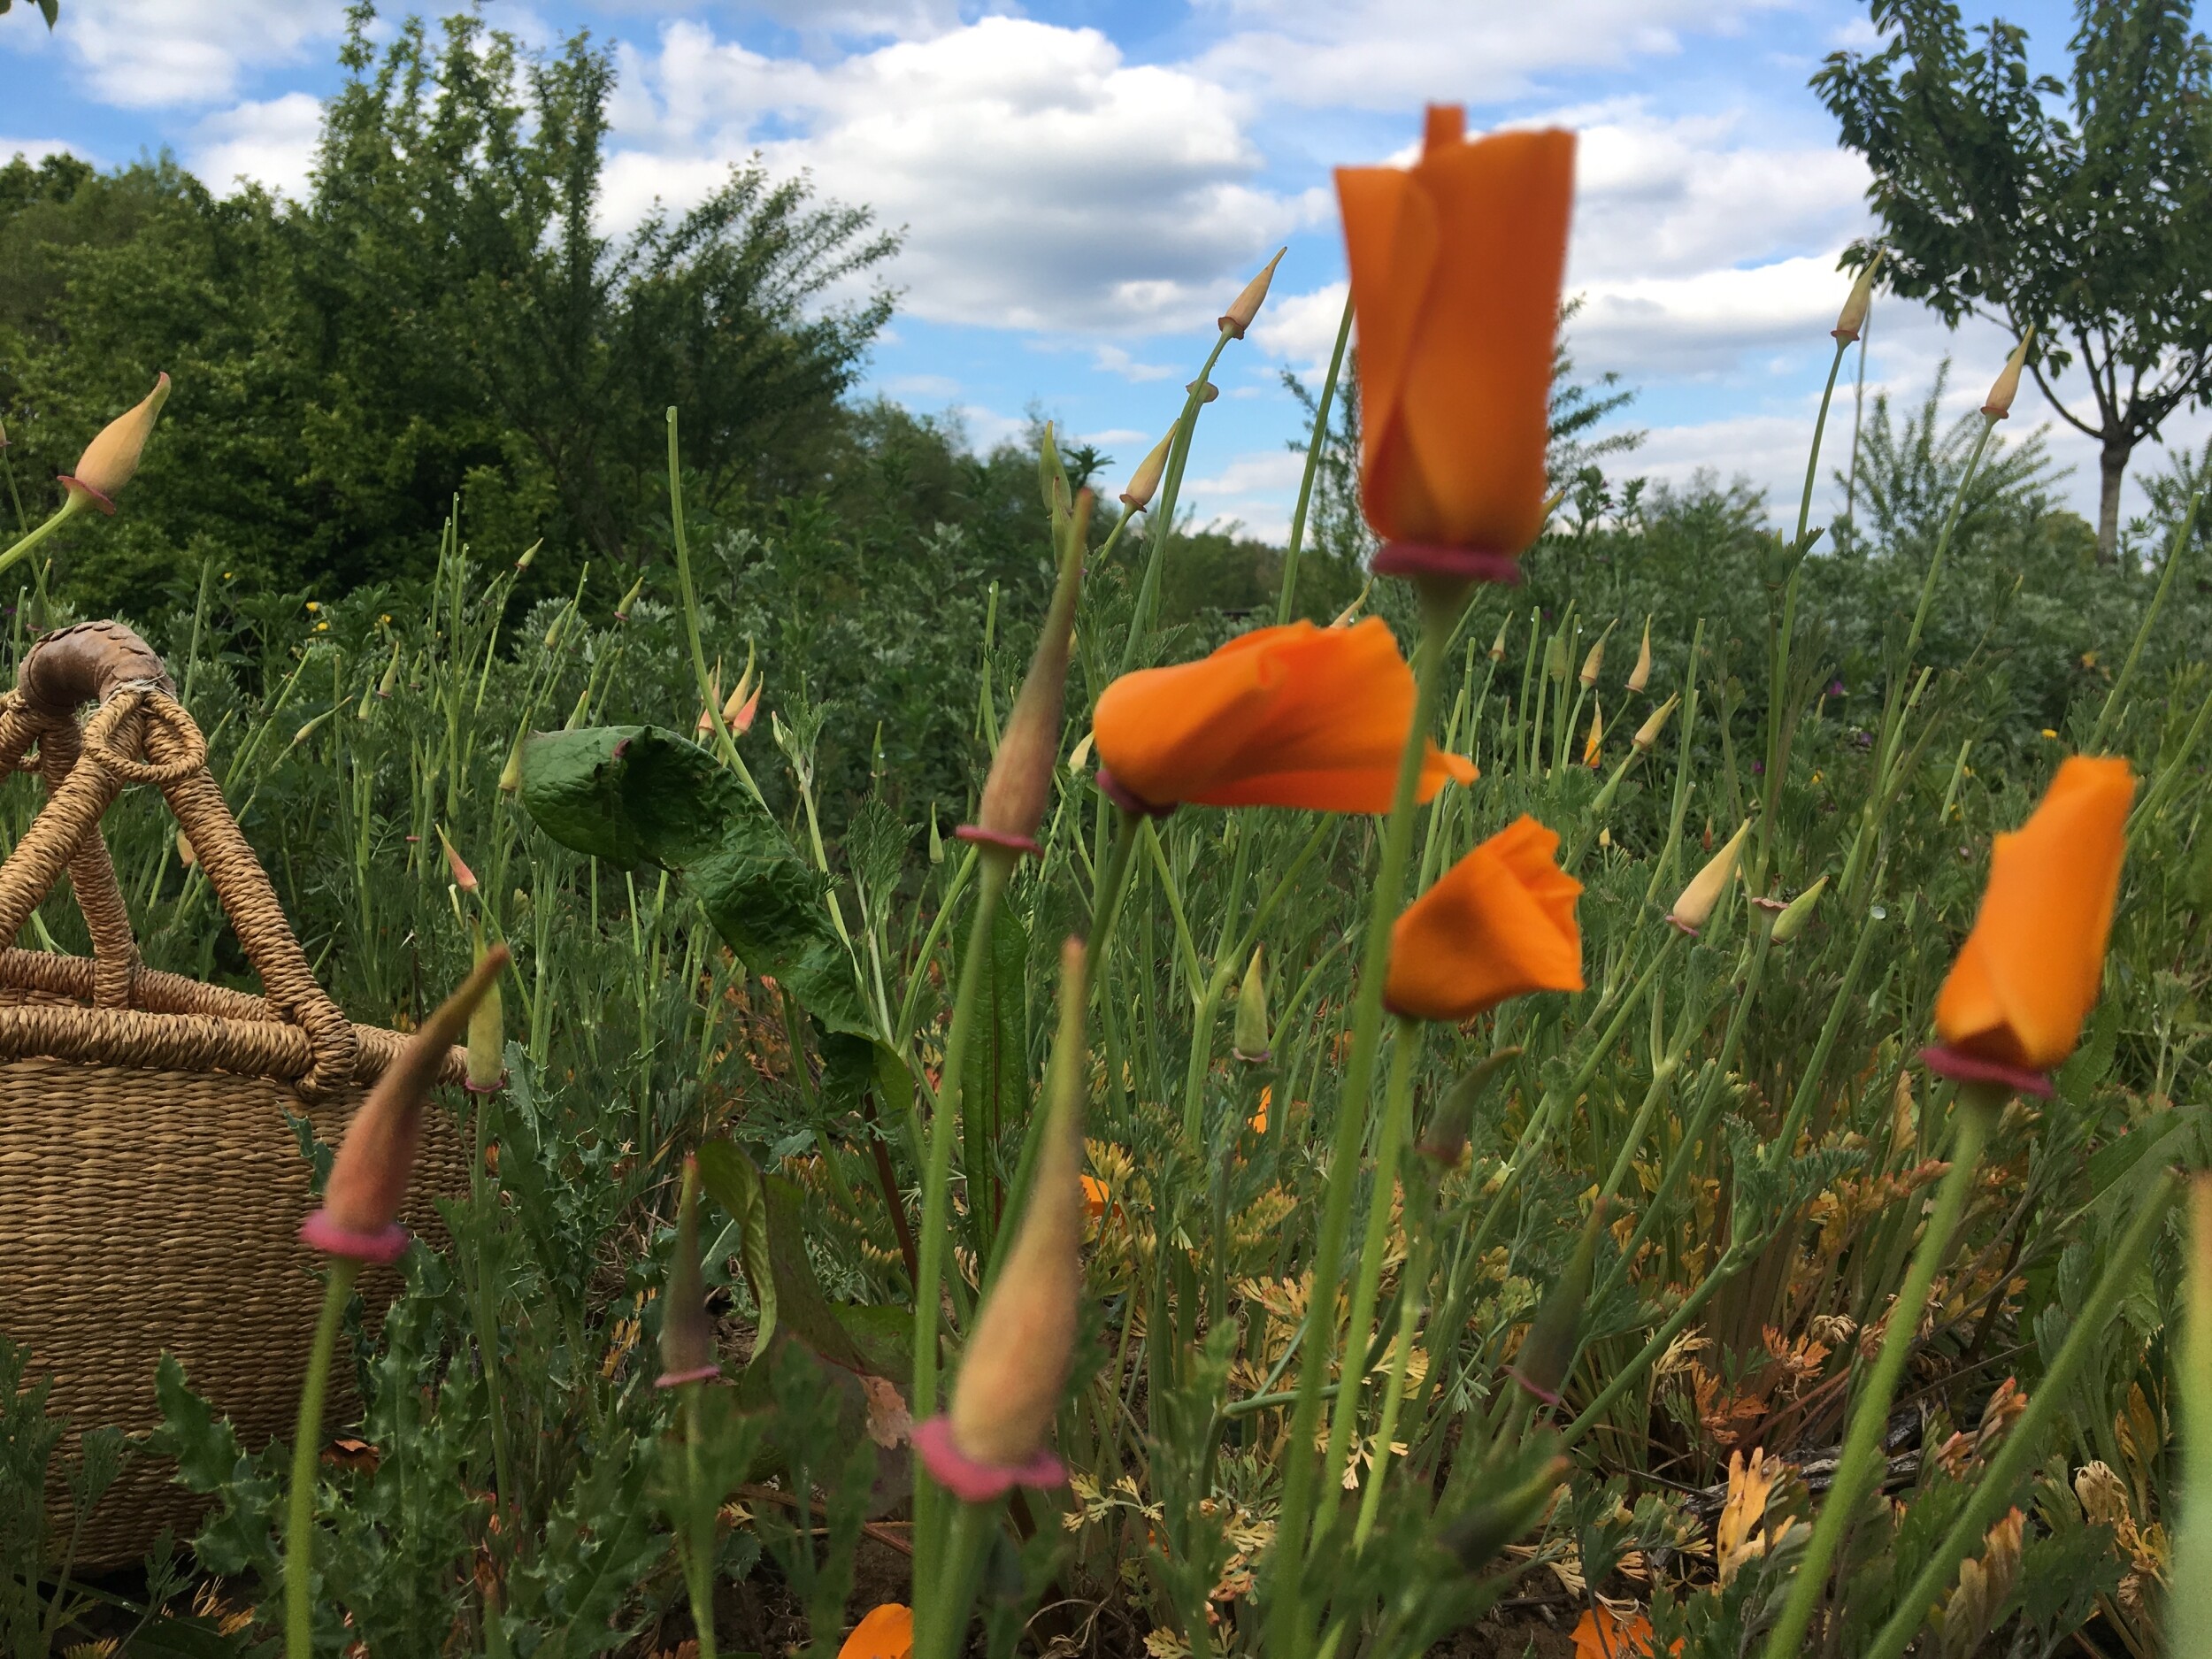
0,621,465,1568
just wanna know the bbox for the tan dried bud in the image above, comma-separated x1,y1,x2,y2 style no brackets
1666,818,1750,934
62,373,171,512
1631,692,1680,753
1578,633,1607,688
1626,616,1654,693
1832,248,1885,342
1218,247,1286,339
1119,429,1175,511
1187,379,1219,404
969,491,1088,854
1488,618,1510,663
1984,327,2035,420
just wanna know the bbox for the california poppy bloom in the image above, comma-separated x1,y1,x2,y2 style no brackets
1093,618,1476,815
839,1604,915,1659
1930,755,2134,1088
1386,817,1582,1022
1337,109,1574,584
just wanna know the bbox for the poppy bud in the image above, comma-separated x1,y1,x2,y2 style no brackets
514,539,541,572
657,1155,720,1387
1631,692,1679,754
1666,818,1750,934
1067,730,1094,774
438,827,478,893
1488,618,1510,663
1119,429,1174,512
1984,328,2035,420
1582,703,1603,769
1037,421,1067,519
1218,247,1286,340
499,733,525,795
1545,631,1570,683
927,803,945,865
1626,616,1654,693
376,640,403,700
1771,875,1828,944
176,829,196,869
1187,379,1219,405
1233,944,1271,1064
1832,249,1885,343
301,947,508,1261
721,645,757,730
1417,1046,1521,1166
961,492,1087,858
1509,1202,1605,1403
1439,1444,1569,1570
615,573,646,621
1578,628,1609,688
466,922,504,1092
918,939,1088,1497
60,373,170,513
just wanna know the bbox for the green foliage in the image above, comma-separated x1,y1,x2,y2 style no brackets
1815,0,2212,549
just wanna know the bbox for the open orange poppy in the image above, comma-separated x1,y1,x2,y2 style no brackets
1337,108,1574,583
1932,755,2134,1081
1093,618,1475,814
1386,817,1583,1022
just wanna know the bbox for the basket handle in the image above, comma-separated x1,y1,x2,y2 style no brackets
0,621,360,1099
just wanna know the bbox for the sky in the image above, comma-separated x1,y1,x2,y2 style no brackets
5,0,2202,545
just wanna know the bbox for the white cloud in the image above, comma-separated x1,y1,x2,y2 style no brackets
1191,0,1790,110
1093,344,1177,381
1179,447,1306,541
879,372,962,398
54,0,345,109
603,16,1317,334
189,91,321,198
0,137,84,165
949,402,1029,451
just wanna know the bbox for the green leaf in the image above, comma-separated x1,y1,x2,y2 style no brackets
695,1139,778,1356
518,725,870,1034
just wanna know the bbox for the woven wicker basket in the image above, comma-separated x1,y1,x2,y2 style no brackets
0,620,465,1569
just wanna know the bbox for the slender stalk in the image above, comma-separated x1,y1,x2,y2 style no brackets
2090,488,2199,751
1122,332,1234,672
0,491,85,580
287,1256,362,1659
677,1382,719,1659
1761,1088,1996,1659
2170,1177,2212,1659
1266,582,1458,1659
916,1499,998,1659
1863,1170,2180,1659
1277,293,1356,626
664,408,764,806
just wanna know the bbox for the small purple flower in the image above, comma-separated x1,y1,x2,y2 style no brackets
1826,678,1846,698
1751,760,1764,776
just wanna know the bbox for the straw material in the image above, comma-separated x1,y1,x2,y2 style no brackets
0,621,467,1566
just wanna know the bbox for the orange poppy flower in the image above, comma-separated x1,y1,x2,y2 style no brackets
839,1603,914,1659
1093,618,1476,814
1337,108,1574,583
1385,817,1582,1022
1572,1608,1678,1659
1932,755,2134,1084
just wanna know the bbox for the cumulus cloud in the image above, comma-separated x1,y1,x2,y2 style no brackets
189,91,322,198
1093,344,1177,381
52,0,345,109
1191,0,1791,110
602,16,1317,334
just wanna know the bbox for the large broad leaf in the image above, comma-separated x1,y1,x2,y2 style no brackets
519,725,869,1035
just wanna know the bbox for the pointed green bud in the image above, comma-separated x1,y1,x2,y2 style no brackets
1417,1047,1523,1165
928,803,945,865
1233,945,1271,1064
465,919,504,1091
1508,1201,1607,1405
1771,875,1829,944
616,572,647,621
656,1155,719,1387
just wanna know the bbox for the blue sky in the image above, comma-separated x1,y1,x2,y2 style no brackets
6,0,2188,541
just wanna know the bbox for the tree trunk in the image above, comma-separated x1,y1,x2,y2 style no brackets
2097,440,2131,563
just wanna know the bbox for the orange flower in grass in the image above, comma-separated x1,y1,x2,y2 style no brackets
1928,755,2134,1094
1386,817,1582,1023
839,1604,913,1659
1093,618,1475,816
1338,110,1574,586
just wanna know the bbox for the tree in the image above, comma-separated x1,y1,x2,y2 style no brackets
1815,0,2212,558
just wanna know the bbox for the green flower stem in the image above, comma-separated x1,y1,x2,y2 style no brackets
2171,1178,2212,1659
1265,583,1457,1659
1642,621,1705,909
916,1497,999,1659
287,1255,362,1659
1317,1015,1423,1506
2091,489,2200,751
1563,1236,1756,1449
665,407,765,809
1350,1120,1439,1548
1122,331,1234,672
1862,1169,2179,1659
910,850,1012,1592
677,1381,719,1659
0,490,85,581
1278,291,1356,626
1761,1085,1999,1659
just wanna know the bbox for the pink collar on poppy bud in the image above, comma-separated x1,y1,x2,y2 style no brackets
914,1415,1066,1502
1094,765,1172,818
299,1210,410,1263
955,824,1043,859
56,476,117,516
1372,543,1525,586
1919,1043,2054,1099
654,1364,722,1390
